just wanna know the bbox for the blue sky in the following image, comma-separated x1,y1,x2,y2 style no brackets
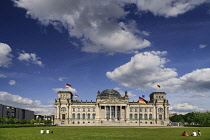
1,0,210,115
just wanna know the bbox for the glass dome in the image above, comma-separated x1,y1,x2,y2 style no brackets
100,89,121,98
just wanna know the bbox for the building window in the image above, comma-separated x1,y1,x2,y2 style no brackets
129,114,133,120
159,115,162,120
77,113,80,119
88,113,90,119
62,114,65,119
82,113,85,119
134,108,137,112
72,113,75,119
92,114,96,120
83,108,85,112
78,108,80,112
130,108,133,112
134,114,138,120
72,108,75,112
149,114,152,120
60,95,62,98
139,114,142,120
145,108,147,112
158,108,163,112
101,106,105,109
139,108,142,112
150,108,152,112
93,108,95,112
144,114,148,120
88,108,90,112
61,107,66,112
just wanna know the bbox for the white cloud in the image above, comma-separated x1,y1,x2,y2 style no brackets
58,77,68,81
0,91,53,115
0,74,6,78
169,103,200,113
12,0,209,54
107,51,178,90
129,0,208,17
0,43,12,67
107,51,210,93
199,44,207,48
9,80,16,85
53,88,77,94
13,0,151,54
18,51,43,66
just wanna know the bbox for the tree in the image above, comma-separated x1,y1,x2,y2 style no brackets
170,115,184,122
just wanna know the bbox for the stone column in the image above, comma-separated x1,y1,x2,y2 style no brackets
58,105,60,119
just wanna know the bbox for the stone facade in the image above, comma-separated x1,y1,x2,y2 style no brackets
54,89,170,126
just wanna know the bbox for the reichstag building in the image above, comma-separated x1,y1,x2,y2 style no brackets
54,89,170,126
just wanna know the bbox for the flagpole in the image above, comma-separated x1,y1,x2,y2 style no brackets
138,96,141,127
139,101,140,126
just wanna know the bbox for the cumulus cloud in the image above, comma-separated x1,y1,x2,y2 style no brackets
0,91,53,114
129,0,208,17
53,88,77,93
107,51,178,90
12,0,208,54
107,51,210,93
0,43,12,67
0,74,6,78
17,51,43,66
13,0,151,54
58,77,68,81
169,103,200,113
199,44,207,48
9,80,16,85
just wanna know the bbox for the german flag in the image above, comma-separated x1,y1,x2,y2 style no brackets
74,94,79,97
139,97,148,104
66,83,72,88
157,85,161,89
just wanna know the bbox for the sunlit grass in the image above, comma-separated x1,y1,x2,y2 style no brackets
0,126,209,140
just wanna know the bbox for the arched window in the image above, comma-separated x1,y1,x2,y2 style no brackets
72,113,75,119
129,114,133,120
92,114,96,119
144,114,148,120
61,107,66,111
87,113,90,119
82,113,85,119
134,114,138,120
158,108,163,112
77,113,80,119
149,114,152,120
139,114,142,120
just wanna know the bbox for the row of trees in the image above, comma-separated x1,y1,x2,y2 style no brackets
170,111,210,126
0,117,52,124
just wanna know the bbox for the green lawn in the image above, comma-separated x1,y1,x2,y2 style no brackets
0,126,209,140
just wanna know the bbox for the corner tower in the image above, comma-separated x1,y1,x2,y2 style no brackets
54,91,73,124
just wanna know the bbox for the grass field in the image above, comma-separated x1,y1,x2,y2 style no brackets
0,126,209,140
